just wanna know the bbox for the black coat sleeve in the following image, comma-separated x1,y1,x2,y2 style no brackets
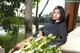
59,22,68,44
33,24,46,37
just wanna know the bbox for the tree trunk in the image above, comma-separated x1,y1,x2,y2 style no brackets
25,0,32,38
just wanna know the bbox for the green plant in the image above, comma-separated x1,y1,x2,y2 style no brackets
20,34,62,53
0,33,24,53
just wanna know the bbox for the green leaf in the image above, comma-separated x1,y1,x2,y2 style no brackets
20,34,62,53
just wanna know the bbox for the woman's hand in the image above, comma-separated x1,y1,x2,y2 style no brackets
8,48,13,53
37,31,43,37
8,48,16,53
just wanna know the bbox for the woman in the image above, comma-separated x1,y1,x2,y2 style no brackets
9,6,67,53
34,6,67,46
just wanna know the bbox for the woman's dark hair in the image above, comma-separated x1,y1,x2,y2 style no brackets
51,6,65,24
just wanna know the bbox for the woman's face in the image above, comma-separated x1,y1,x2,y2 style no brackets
52,9,61,20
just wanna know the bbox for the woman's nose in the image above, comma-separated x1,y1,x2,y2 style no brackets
54,14,57,17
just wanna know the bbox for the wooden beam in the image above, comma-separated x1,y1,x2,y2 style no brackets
65,2,79,33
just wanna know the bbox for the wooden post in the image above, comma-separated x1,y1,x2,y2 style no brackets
65,2,79,33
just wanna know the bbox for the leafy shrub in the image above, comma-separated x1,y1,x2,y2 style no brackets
20,34,62,53
0,33,24,53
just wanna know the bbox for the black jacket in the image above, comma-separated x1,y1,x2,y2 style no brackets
33,21,67,46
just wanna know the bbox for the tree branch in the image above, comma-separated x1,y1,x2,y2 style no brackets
39,0,49,18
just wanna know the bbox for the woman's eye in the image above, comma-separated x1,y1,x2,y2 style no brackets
57,12,60,14
53,12,55,14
